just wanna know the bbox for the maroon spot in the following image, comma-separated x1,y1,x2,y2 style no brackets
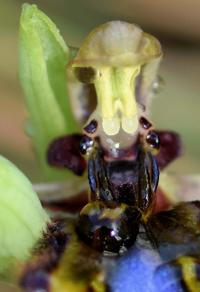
83,119,98,134
139,116,152,130
155,130,183,169
47,134,86,176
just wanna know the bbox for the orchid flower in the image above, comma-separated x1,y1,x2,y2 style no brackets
1,3,200,292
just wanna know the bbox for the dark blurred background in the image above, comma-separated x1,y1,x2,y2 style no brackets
0,0,200,183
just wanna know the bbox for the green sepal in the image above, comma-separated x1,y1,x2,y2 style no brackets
19,4,79,181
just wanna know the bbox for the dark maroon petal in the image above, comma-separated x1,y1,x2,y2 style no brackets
155,130,183,169
47,134,86,176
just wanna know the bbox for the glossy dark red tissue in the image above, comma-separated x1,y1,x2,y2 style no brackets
47,134,86,176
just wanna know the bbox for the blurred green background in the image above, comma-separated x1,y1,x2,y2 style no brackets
0,0,200,183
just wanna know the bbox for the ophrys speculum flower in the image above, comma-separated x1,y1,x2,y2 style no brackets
6,3,199,292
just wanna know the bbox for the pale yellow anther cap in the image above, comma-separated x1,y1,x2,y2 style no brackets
71,21,162,68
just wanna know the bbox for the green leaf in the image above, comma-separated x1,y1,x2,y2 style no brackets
19,4,79,181
0,155,49,275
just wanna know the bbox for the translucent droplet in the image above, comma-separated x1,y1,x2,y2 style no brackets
151,75,165,94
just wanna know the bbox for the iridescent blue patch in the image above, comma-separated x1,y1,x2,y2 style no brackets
108,245,184,292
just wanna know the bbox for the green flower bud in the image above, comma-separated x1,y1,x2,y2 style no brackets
0,155,49,275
